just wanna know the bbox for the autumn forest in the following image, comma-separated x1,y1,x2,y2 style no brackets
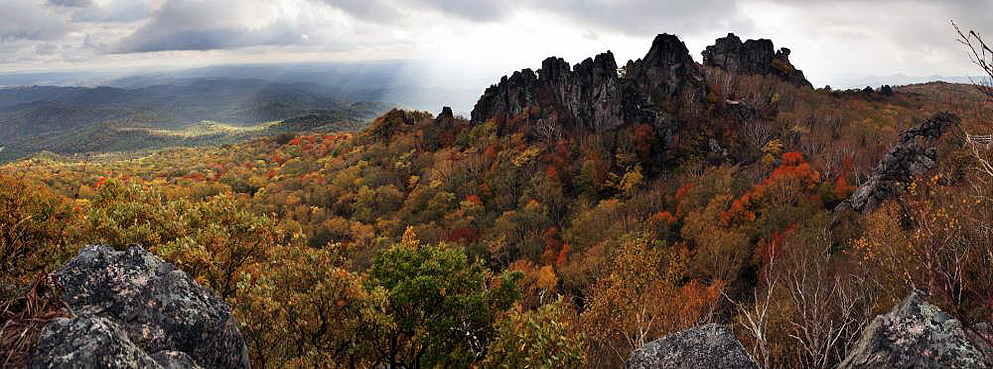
3,24,993,369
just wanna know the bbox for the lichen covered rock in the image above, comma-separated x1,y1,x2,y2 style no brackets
839,291,990,369
625,323,757,369
32,316,162,368
32,245,248,369
151,351,204,369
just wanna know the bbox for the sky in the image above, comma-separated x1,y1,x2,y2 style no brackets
1,0,992,90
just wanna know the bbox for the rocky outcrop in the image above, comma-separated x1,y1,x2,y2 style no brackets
626,33,706,107
625,323,757,369
843,112,959,212
470,34,706,135
470,51,627,134
436,106,454,122
31,245,249,369
703,33,812,88
839,291,990,369
469,31,808,162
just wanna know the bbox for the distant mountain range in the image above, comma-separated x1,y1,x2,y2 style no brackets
0,61,485,114
833,74,983,89
0,78,393,162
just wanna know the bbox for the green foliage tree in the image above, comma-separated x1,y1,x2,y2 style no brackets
364,228,521,368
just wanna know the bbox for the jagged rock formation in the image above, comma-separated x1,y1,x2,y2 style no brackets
470,34,704,141
839,291,990,368
31,245,249,369
625,34,706,107
843,112,960,212
469,31,810,165
702,33,812,88
470,51,628,134
625,323,757,369
436,106,454,122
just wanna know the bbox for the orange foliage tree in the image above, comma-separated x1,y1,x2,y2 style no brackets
580,233,721,367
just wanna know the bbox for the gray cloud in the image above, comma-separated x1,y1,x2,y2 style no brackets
71,0,153,23
318,0,749,31
115,0,315,52
0,0,992,87
318,0,512,23
406,0,512,22
529,0,755,37
318,0,404,22
73,0,993,58
119,27,293,52
48,0,92,7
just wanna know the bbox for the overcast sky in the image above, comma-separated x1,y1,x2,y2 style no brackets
1,0,991,89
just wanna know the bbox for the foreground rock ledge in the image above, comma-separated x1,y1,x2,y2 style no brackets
839,291,991,369
626,323,757,369
31,245,249,369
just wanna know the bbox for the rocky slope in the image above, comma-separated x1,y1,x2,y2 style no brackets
31,245,249,369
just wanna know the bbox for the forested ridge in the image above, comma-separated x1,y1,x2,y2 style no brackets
3,32,993,368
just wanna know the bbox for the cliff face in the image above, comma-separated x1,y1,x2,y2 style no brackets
702,33,812,88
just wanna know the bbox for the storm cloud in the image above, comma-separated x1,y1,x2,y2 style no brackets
0,0,991,88
48,0,92,8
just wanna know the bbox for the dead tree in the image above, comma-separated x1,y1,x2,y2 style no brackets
954,21,993,101
954,22,993,180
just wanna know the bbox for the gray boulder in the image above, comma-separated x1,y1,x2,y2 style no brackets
32,315,203,369
32,316,163,368
32,245,248,368
626,323,757,369
839,291,990,369
151,351,204,369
